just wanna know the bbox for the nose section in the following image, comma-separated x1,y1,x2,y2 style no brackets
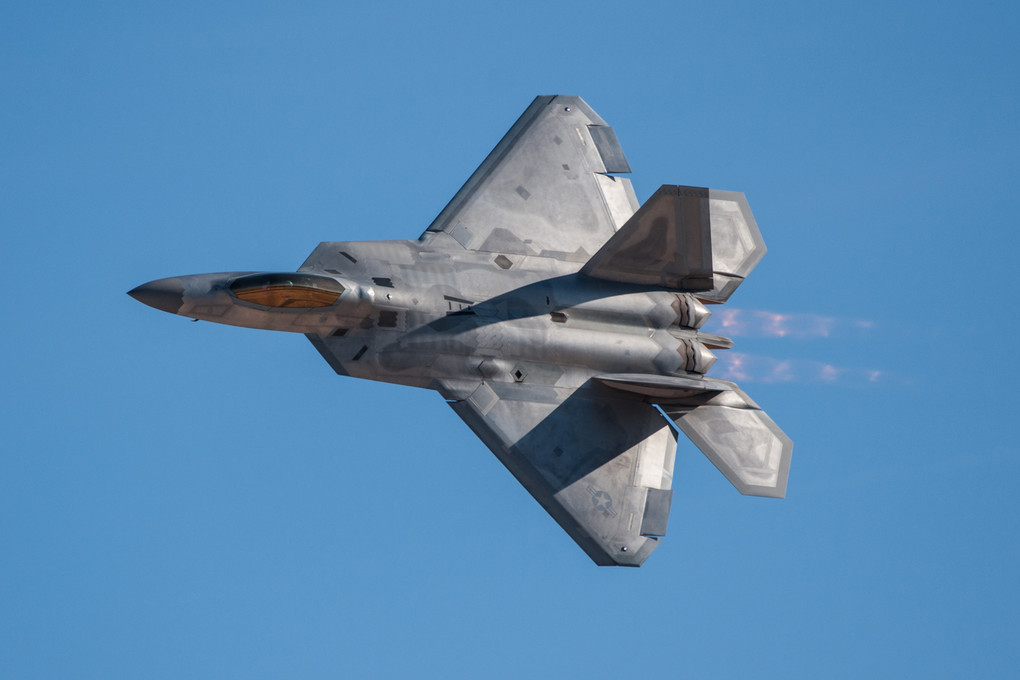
128,277,185,315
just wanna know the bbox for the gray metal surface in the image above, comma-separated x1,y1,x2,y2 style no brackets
129,95,792,566
421,95,638,261
661,381,792,498
449,380,676,566
582,185,714,290
700,190,767,303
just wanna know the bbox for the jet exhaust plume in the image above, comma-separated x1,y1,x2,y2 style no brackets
715,352,882,384
711,309,873,339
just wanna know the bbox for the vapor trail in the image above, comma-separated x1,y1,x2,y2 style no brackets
714,352,882,384
708,309,873,339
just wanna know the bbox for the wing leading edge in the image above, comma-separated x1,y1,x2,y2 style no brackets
444,374,790,566
421,95,639,262
444,380,677,567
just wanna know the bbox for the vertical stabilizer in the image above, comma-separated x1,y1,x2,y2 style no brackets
580,185,767,303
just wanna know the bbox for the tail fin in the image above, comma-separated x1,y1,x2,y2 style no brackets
580,185,766,303
595,373,792,498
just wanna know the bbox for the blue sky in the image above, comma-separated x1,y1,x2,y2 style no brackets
2,1,1018,677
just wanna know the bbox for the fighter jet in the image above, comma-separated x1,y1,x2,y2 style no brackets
130,95,792,566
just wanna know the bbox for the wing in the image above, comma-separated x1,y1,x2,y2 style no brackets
444,380,677,566
421,95,639,263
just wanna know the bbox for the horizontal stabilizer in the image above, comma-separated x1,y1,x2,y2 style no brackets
581,185,767,302
596,374,792,497
594,373,733,401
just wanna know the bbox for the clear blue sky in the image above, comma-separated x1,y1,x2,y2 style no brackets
2,2,1018,677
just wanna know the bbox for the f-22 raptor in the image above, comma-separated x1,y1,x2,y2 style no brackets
130,96,792,566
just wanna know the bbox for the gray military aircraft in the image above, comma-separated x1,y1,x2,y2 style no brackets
130,95,792,566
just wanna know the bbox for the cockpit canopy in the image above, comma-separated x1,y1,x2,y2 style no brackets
229,273,344,308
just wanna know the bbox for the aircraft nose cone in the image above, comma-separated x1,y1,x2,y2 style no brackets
128,277,184,315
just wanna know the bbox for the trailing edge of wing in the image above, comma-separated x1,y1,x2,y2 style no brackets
442,380,678,566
